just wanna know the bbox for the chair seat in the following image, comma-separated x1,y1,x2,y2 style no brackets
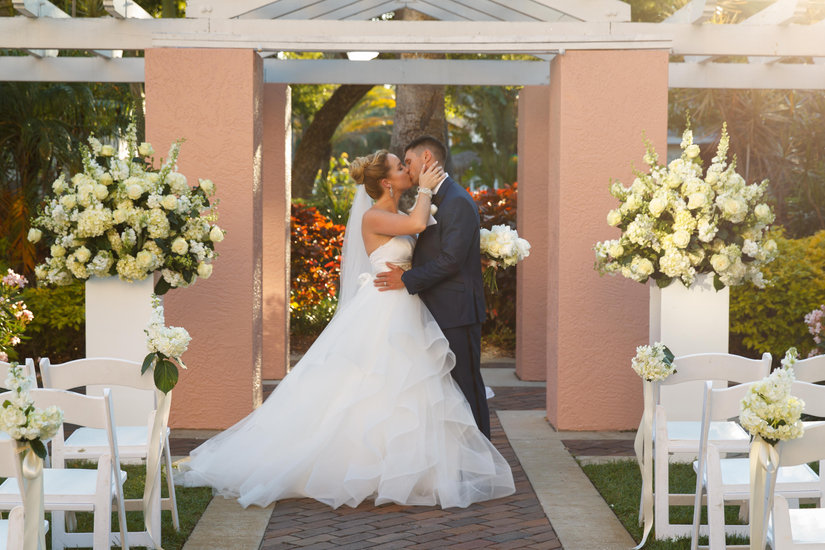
0,469,127,504
693,457,819,494
667,420,751,451
787,508,825,544
65,426,168,457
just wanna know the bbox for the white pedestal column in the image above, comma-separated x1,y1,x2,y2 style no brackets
650,273,729,420
85,276,155,425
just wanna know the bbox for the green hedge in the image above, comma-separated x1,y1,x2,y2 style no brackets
16,281,85,364
730,230,825,361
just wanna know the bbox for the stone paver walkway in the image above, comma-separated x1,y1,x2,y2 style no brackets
176,364,637,550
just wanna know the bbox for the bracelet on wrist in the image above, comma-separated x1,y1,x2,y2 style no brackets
417,187,433,197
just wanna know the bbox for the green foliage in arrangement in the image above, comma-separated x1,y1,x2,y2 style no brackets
16,281,85,364
729,230,825,361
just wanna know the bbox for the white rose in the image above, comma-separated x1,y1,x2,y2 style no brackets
60,194,77,210
199,179,215,194
27,228,42,243
171,237,189,255
665,174,681,189
138,142,154,157
136,250,154,268
100,145,115,157
710,253,730,272
755,203,772,223
722,197,747,222
50,244,66,257
606,209,622,227
648,197,666,218
162,195,178,210
685,144,700,159
126,183,144,200
74,246,91,263
608,241,624,258
197,262,213,279
672,229,691,248
94,184,108,200
99,172,114,186
209,226,225,243
631,257,654,278
52,177,67,194
687,193,707,210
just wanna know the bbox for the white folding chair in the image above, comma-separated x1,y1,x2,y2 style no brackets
0,439,29,550
0,389,128,550
653,352,771,540
692,381,825,550
40,356,180,533
768,422,825,550
0,506,25,550
793,354,825,384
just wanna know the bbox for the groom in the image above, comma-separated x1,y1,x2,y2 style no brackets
375,136,490,438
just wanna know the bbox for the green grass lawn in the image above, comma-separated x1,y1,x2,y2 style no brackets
580,459,749,549
39,463,212,550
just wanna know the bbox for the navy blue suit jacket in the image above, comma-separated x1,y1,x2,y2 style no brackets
401,177,487,329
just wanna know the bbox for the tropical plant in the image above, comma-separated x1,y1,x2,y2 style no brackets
448,86,519,189
310,153,356,226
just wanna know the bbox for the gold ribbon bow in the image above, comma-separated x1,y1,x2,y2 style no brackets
143,389,172,549
749,435,779,550
19,442,46,550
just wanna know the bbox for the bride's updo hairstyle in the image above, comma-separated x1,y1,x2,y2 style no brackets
350,149,390,200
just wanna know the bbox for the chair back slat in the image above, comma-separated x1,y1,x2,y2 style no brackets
662,352,771,387
790,380,825,418
794,354,825,384
0,438,24,492
40,357,154,391
778,422,825,468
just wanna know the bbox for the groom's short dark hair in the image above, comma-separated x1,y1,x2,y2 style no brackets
405,135,447,164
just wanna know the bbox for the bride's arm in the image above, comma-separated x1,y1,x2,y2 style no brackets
362,163,442,236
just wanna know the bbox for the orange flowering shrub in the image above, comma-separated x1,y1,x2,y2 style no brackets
290,203,344,331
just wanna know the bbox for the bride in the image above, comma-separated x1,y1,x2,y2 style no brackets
177,150,515,509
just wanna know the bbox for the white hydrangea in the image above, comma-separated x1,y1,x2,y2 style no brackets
0,364,63,442
631,342,675,381
739,349,804,443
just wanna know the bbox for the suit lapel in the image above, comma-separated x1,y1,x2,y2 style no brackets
433,177,452,207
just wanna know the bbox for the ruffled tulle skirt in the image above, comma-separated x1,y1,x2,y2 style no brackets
176,278,515,509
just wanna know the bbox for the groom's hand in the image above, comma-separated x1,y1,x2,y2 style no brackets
374,264,404,292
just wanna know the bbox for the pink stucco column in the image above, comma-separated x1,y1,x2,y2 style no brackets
516,85,551,382
262,84,291,380
145,48,264,429
546,49,668,430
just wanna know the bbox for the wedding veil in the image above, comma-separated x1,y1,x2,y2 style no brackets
336,185,373,312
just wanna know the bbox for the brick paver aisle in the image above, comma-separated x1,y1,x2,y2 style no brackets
260,387,561,549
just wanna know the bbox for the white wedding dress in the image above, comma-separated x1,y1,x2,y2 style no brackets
178,234,515,509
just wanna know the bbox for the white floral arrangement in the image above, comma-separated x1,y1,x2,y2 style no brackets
29,123,224,295
631,342,675,381
739,348,805,445
0,363,63,458
142,295,191,393
480,224,531,291
594,124,777,290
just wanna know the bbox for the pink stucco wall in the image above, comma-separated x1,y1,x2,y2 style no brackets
145,49,264,429
516,86,551,382
262,84,291,380
547,50,668,430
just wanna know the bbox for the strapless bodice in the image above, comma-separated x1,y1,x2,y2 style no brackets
369,235,415,273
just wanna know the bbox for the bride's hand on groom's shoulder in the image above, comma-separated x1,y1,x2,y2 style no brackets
374,264,405,292
418,161,444,190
